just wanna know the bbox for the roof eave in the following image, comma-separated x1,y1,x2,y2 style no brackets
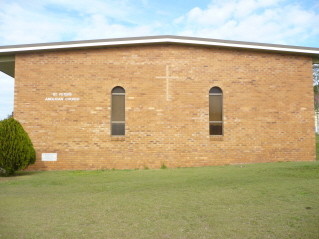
0,35,319,57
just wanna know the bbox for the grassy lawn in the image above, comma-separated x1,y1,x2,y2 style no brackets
1,162,319,239
316,134,319,159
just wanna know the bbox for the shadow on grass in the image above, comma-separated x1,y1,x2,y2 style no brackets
15,171,44,176
0,171,44,180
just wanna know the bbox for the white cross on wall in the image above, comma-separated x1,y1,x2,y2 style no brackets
156,65,179,101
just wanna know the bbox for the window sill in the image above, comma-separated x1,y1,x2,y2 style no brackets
210,135,224,141
111,136,126,141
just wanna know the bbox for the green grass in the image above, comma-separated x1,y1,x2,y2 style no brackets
316,134,319,159
1,162,319,239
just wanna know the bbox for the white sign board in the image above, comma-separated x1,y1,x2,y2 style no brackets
42,153,57,161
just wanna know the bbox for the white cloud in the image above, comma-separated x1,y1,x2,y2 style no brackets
0,0,155,45
44,0,133,20
0,2,73,44
185,3,234,26
0,0,318,46
174,0,319,45
74,14,153,40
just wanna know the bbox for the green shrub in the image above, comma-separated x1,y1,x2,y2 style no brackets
160,162,167,169
0,118,36,176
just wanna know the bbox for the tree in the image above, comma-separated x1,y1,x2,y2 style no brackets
6,113,13,119
0,118,36,176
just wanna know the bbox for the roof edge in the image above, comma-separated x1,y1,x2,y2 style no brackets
0,35,319,56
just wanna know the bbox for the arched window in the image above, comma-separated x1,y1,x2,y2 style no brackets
111,86,125,136
209,87,223,135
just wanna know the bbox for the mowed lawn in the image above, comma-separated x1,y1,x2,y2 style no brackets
1,161,319,239
316,134,319,159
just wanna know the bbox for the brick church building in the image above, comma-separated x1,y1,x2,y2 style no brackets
0,35,318,170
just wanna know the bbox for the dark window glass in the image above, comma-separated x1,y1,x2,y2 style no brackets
111,86,125,136
210,123,223,135
111,123,125,136
209,87,223,135
209,95,222,121
209,87,222,94
112,86,125,94
111,95,125,121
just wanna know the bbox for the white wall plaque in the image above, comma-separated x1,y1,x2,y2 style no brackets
42,153,57,161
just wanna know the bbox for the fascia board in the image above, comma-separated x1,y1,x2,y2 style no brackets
0,36,319,56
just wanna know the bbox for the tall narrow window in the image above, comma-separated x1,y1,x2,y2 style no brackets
209,87,223,135
111,86,125,136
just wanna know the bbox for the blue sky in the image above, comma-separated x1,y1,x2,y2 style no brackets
1,0,319,119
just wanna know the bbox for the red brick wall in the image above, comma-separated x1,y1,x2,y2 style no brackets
13,44,315,170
